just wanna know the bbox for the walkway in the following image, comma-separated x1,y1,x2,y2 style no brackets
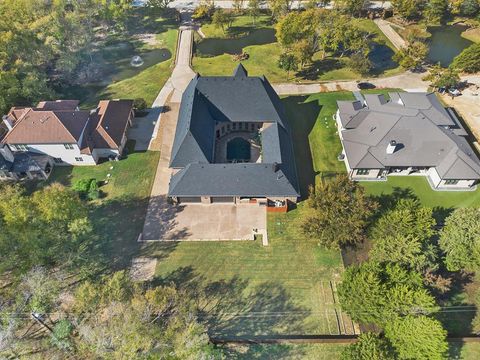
374,19,407,50
272,71,429,95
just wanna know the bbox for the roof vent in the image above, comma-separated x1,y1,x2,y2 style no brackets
386,140,397,155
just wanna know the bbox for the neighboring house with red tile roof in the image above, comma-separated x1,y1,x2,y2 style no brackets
0,99,134,167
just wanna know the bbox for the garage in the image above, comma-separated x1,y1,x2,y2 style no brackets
211,196,234,203
177,197,202,203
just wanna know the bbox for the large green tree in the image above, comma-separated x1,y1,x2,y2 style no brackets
300,175,377,248
439,207,480,272
451,43,480,73
384,315,448,360
341,332,394,360
391,0,425,19
337,261,437,326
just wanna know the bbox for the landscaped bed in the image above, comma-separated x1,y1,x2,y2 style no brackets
193,15,402,83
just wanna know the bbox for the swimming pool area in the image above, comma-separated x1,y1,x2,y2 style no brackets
227,137,251,162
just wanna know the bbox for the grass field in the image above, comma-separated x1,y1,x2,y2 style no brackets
193,15,402,83
59,9,178,108
148,208,349,338
43,145,160,268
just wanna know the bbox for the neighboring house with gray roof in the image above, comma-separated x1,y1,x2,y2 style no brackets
168,64,299,205
336,92,480,190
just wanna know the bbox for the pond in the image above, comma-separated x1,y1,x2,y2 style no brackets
427,25,473,66
195,28,276,56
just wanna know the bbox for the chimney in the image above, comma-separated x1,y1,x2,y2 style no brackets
0,144,14,162
2,115,14,131
386,140,397,154
272,162,279,172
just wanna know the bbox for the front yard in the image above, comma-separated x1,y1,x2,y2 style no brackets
193,15,402,83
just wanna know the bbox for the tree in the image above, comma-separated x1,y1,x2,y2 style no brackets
212,9,234,33
439,207,480,272
335,0,366,16
300,175,377,248
74,273,223,359
276,9,320,65
277,52,298,79
393,41,428,70
348,51,372,75
268,0,288,20
147,0,175,11
385,316,448,360
233,0,245,13
341,332,394,360
391,0,425,20
460,0,480,16
451,43,480,73
424,0,448,23
248,0,262,25
192,2,215,20
338,261,437,326
423,64,460,89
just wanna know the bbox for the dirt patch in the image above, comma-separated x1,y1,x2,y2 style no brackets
130,257,157,281
134,33,162,47
462,27,480,43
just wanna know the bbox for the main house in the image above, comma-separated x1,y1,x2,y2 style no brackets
168,64,299,206
336,92,480,190
0,99,133,180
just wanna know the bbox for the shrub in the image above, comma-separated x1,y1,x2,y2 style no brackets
73,179,94,195
133,98,147,111
451,43,480,73
87,180,100,200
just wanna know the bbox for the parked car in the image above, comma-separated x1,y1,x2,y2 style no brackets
357,82,376,90
448,88,461,97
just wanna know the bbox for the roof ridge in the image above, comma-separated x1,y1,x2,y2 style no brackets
95,102,119,147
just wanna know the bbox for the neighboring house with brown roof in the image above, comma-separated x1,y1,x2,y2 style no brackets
336,92,480,190
0,99,133,167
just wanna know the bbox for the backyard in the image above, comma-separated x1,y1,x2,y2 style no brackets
193,15,402,83
57,9,179,107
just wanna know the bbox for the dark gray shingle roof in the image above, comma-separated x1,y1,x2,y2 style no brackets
169,64,299,197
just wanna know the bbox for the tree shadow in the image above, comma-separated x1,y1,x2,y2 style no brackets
141,195,190,240
281,96,321,199
296,58,344,81
436,271,476,337
154,267,311,341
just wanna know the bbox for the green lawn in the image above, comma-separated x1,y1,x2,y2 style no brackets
42,147,160,268
193,15,402,83
225,343,346,359
149,209,346,338
58,9,178,108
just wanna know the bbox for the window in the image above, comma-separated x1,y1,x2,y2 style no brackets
75,157,84,162
232,123,237,130
12,144,28,151
53,157,63,164
64,143,74,149
445,179,459,185
357,169,370,175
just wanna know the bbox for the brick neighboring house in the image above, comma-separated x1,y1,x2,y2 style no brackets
0,99,134,173
336,92,480,190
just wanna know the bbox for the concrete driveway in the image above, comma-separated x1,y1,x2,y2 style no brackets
142,201,266,241
127,109,161,151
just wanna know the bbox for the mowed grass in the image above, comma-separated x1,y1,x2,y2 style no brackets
43,147,160,267
225,343,346,359
150,208,345,337
193,15,401,82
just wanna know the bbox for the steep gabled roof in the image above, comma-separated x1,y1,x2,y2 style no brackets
2,108,89,144
168,66,299,197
